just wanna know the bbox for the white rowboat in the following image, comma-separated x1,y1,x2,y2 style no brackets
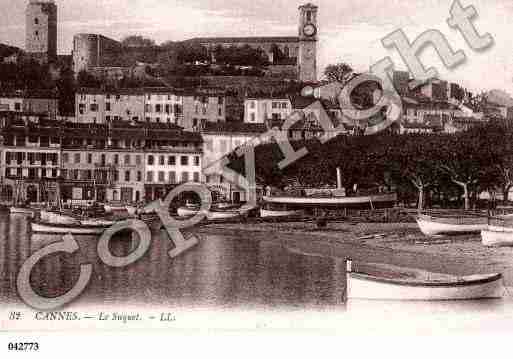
262,193,397,208
176,206,240,221
9,207,36,217
482,229,513,247
40,210,80,225
260,209,304,218
346,261,504,301
416,215,488,237
31,221,108,235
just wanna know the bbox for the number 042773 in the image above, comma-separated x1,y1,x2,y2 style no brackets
8,342,39,351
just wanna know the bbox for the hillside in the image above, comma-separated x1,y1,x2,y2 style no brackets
485,89,513,107
0,43,22,59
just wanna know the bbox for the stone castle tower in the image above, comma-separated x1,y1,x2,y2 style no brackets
298,3,318,82
26,0,58,63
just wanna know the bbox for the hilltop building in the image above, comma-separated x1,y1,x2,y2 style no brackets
72,3,319,82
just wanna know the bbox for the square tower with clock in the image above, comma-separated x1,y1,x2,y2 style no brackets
298,3,318,82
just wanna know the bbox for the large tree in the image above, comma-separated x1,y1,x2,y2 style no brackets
121,35,156,48
324,62,353,83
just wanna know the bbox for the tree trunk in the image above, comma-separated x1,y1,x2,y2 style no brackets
503,186,511,203
463,184,470,210
418,186,424,212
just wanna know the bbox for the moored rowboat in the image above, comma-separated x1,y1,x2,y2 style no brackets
416,214,488,236
31,221,109,235
260,208,304,218
346,260,504,301
482,228,513,247
9,207,36,217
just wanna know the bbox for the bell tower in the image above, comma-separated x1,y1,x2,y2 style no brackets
298,3,318,83
26,0,58,64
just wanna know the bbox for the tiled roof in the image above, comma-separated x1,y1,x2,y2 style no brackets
187,36,300,44
77,87,225,96
202,121,267,134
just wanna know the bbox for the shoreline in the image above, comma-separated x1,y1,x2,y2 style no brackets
195,221,513,286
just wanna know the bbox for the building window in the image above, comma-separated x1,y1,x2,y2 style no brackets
180,156,188,166
135,155,141,165
106,102,111,111
34,18,39,24
137,171,142,182
250,113,255,122
168,171,176,184
125,171,131,182
168,156,176,165
87,153,92,164
158,171,165,183
14,103,21,111
181,172,189,183
158,156,164,165
101,154,106,166
250,101,255,109
114,171,119,182
114,154,119,165
165,104,170,113
90,104,98,112
218,96,224,105
148,155,154,165
147,171,154,183
155,104,162,113
124,154,130,165
194,156,200,166
193,172,200,182
74,153,81,164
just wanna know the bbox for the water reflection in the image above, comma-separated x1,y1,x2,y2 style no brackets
0,214,346,309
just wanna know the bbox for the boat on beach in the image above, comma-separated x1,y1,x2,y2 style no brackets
103,202,137,216
260,208,305,218
416,213,489,237
345,260,504,301
9,206,37,217
481,229,513,247
176,202,243,221
31,220,108,235
262,193,397,209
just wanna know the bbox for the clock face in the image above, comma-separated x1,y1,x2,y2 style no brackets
303,23,317,37
304,48,314,59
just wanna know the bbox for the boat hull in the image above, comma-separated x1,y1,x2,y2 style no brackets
177,206,241,221
31,221,108,235
482,229,513,247
262,193,397,209
416,216,488,236
40,210,80,225
347,272,504,301
260,209,304,218
104,204,137,216
9,207,36,217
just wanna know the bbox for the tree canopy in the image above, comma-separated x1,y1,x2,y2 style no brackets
227,123,512,210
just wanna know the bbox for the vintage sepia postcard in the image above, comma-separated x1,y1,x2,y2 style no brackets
1,0,513,355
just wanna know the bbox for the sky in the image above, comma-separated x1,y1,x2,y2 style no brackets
1,0,513,94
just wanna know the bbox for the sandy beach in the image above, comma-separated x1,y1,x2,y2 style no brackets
196,220,513,287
